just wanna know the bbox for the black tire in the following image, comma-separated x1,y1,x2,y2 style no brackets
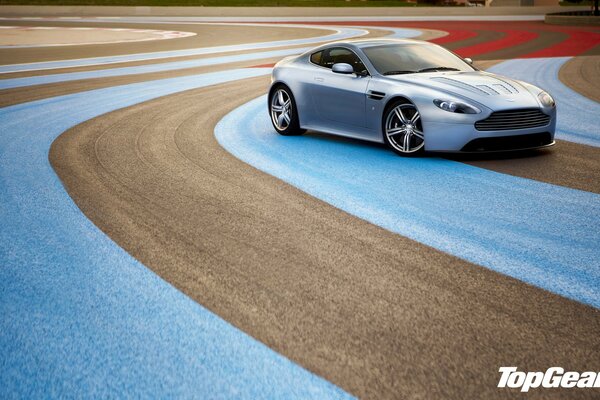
269,84,305,136
382,99,425,157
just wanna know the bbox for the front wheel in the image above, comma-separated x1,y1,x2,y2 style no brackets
269,85,305,136
383,101,425,156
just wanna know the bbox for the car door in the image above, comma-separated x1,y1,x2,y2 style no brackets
309,47,370,129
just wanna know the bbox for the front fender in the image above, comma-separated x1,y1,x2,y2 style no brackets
366,82,493,139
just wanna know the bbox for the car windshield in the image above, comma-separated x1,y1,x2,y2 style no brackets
362,43,475,76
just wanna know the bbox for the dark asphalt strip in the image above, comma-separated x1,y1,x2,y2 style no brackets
451,140,600,195
50,77,600,400
0,20,328,64
559,54,600,104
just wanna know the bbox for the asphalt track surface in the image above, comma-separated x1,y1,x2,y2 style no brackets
0,25,197,48
1,15,599,399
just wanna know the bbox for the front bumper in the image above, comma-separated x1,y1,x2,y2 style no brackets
422,118,556,152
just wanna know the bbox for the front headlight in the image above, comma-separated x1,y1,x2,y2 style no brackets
538,91,555,107
433,99,480,114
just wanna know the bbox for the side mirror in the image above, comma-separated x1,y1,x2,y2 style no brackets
332,63,354,74
464,57,474,65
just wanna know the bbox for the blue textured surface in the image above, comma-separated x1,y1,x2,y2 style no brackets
215,96,600,308
489,57,600,147
0,25,368,74
0,69,353,399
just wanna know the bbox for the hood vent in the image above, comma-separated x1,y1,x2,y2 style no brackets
431,76,520,96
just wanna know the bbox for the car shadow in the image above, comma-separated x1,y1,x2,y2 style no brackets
304,130,555,162
441,147,555,162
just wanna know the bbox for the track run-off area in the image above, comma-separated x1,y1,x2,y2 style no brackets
1,12,599,399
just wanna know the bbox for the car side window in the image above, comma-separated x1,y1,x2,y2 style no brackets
310,51,323,65
321,47,368,74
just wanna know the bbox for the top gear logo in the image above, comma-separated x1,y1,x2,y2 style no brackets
498,367,600,392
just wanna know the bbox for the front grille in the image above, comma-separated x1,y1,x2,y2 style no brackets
475,108,551,131
461,132,553,152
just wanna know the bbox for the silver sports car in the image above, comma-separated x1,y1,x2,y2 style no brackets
268,39,556,155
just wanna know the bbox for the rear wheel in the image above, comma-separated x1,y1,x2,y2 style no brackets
383,101,425,156
269,85,305,136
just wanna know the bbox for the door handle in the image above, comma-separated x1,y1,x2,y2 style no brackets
314,77,324,82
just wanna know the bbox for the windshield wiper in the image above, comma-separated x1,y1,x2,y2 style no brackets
417,67,461,73
383,70,416,75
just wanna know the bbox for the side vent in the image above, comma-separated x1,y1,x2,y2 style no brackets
367,90,385,100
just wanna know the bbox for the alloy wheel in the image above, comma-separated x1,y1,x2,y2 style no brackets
270,89,292,131
385,103,425,154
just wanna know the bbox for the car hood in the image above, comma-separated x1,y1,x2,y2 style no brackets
384,71,541,110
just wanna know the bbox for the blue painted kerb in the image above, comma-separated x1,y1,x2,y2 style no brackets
0,68,354,399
